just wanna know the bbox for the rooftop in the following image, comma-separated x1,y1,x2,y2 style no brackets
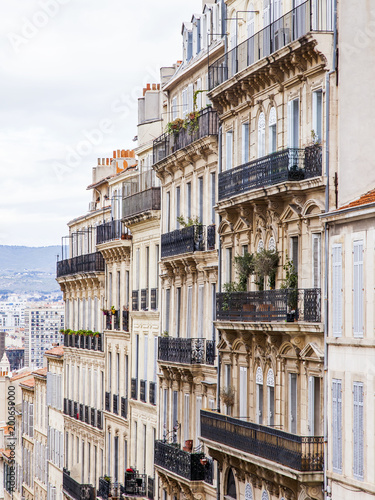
32,367,48,378
340,188,375,210
45,345,64,357
10,369,32,381
20,377,35,389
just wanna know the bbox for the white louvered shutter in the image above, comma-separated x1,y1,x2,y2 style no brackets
308,376,314,436
332,244,343,336
186,287,192,338
196,396,202,439
332,379,342,473
240,366,247,420
29,403,33,437
197,285,204,338
60,432,64,468
353,382,364,479
312,234,321,288
353,240,364,337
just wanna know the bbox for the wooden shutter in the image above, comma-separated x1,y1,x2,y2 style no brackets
239,367,247,420
353,240,364,337
353,382,364,479
29,402,33,437
332,379,342,473
332,244,343,337
186,287,192,338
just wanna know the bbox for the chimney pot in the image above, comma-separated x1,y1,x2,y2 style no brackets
113,150,116,158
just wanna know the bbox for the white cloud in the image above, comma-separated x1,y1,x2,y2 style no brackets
0,0,203,245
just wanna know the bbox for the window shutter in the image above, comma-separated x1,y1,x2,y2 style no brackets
187,83,194,113
332,379,342,473
353,382,364,479
186,287,192,338
197,285,204,338
289,374,297,434
332,244,343,336
226,131,233,170
29,403,34,437
308,376,314,436
312,234,321,288
196,396,202,439
353,241,364,337
258,112,265,157
184,394,190,442
239,367,247,420
60,432,64,469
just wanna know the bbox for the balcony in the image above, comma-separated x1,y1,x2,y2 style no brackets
216,288,321,323
121,396,128,419
153,107,219,164
149,381,156,405
131,378,137,400
57,251,105,278
150,288,158,310
219,146,322,202
158,337,215,365
98,473,152,500
161,224,216,259
140,380,147,403
141,289,148,310
123,187,161,220
91,407,96,426
154,441,213,482
200,410,323,472
208,0,333,90
97,410,103,429
63,332,104,352
85,405,89,424
113,394,118,415
105,392,111,412
63,469,95,500
122,310,129,331
132,290,139,311
96,219,130,244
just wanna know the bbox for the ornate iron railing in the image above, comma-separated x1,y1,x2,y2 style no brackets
105,392,111,412
123,472,147,497
154,441,208,481
113,394,118,415
150,288,158,310
158,337,215,365
132,290,139,311
123,187,161,219
149,381,156,405
97,410,103,430
121,396,128,419
147,477,154,500
63,333,103,351
122,310,129,331
91,408,96,427
200,410,324,471
131,378,137,400
63,470,95,500
85,405,89,424
97,478,110,500
74,402,78,418
153,107,219,164
216,288,321,323
208,0,333,90
79,403,84,421
161,224,216,259
113,310,120,330
105,313,112,330
140,380,147,403
57,251,105,278
218,147,322,201
63,398,68,415
96,219,130,244
141,289,148,310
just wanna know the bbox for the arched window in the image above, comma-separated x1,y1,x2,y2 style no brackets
256,366,263,424
257,239,264,252
258,112,266,157
267,368,275,426
261,491,269,500
268,107,277,153
227,469,237,499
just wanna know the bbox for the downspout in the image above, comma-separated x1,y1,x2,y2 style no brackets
324,0,337,498
216,124,222,500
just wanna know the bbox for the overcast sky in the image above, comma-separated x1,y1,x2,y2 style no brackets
0,0,203,247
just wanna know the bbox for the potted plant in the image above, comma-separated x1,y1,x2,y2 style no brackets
110,306,116,315
234,252,255,291
166,118,184,135
253,249,279,291
220,386,235,407
280,256,298,321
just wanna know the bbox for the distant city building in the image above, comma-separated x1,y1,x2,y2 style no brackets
0,332,5,363
24,303,64,368
6,348,24,371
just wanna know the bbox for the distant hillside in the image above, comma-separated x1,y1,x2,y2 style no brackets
0,246,61,294
0,245,60,273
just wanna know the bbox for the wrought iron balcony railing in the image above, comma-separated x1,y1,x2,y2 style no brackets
208,0,333,90
97,410,103,430
141,289,148,310
216,288,321,323
57,251,105,278
123,187,161,219
140,380,147,403
105,391,111,412
218,146,322,201
122,310,129,331
149,381,156,406
96,219,130,244
158,337,216,365
91,408,96,427
113,394,118,415
63,333,103,352
153,107,219,164
150,288,158,310
79,403,83,421
113,310,120,330
161,224,216,259
85,405,89,424
121,396,128,419
132,290,139,311
200,410,324,471
63,470,95,500
154,441,212,482
131,378,138,400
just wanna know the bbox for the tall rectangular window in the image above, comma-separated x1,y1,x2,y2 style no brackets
332,379,342,473
288,99,299,149
353,382,364,479
172,96,178,120
165,289,171,334
184,394,190,441
211,172,216,225
116,353,120,394
117,271,121,309
172,391,178,438
312,90,323,142
291,236,299,274
186,286,192,338
125,271,129,307
289,373,297,434
176,187,181,229
197,284,204,338
136,248,140,291
108,273,112,309
146,246,150,289
136,334,139,381
166,192,171,232
226,248,232,283
144,335,148,383
312,234,321,288
114,436,118,483
198,177,203,224
176,288,181,337
143,424,147,473
211,283,216,340
239,366,247,420
226,131,233,170
332,244,343,337
196,396,202,440
108,353,112,392
182,88,188,117
187,182,192,219
242,122,249,163
353,240,364,337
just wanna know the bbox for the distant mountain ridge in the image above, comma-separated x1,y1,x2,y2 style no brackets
0,245,61,294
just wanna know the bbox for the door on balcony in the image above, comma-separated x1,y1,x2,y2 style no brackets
267,369,275,427
293,0,306,40
287,99,299,153
289,373,297,433
308,376,321,435
247,5,255,65
256,366,264,424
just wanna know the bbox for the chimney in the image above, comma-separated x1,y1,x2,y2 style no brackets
113,150,117,158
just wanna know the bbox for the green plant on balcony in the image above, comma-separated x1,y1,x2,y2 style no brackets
220,386,235,407
110,305,116,315
166,118,184,135
234,252,255,291
254,249,279,291
280,255,298,312
176,215,202,228
161,330,169,337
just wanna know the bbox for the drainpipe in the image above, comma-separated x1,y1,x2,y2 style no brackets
323,0,337,498
216,125,222,500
